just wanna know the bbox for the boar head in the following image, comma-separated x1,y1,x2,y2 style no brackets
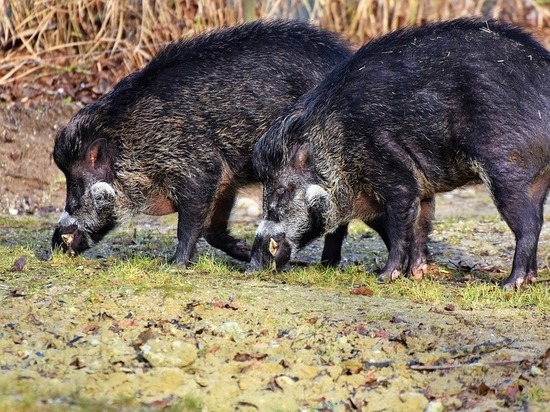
250,142,332,271
51,118,119,255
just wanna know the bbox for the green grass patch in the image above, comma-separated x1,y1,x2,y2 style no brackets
1,215,548,313
0,377,146,412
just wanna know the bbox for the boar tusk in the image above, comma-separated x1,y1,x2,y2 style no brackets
61,233,74,246
269,238,279,256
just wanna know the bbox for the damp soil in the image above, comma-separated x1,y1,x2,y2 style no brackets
0,102,549,411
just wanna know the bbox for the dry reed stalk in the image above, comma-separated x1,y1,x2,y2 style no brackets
0,0,549,93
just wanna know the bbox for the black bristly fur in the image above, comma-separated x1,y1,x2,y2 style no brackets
251,18,550,289
52,20,352,266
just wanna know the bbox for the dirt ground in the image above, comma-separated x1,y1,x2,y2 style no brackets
0,102,76,215
0,102,549,411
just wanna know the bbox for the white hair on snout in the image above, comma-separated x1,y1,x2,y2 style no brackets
305,184,328,205
281,185,316,243
255,219,279,236
305,184,339,234
77,182,118,245
89,182,118,224
91,182,116,202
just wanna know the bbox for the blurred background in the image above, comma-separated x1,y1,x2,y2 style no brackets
1,0,550,214
1,0,550,105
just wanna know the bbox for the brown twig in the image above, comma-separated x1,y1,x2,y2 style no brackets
363,337,516,371
409,359,526,371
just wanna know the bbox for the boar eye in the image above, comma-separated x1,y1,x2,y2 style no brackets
273,184,296,204
67,178,84,198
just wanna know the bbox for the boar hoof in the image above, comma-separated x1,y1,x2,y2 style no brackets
229,240,251,262
501,279,523,291
168,254,192,268
204,232,251,262
501,271,536,290
377,269,401,283
526,271,537,285
409,263,428,280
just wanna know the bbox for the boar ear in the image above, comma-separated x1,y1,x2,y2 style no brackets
85,138,108,171
291,143,314,172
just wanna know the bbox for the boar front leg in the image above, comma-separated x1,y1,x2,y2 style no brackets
320,224,348,267
171,206,205,267
377,197,420,282
170,175,218,267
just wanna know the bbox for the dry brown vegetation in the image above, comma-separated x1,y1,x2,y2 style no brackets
1,0,550,104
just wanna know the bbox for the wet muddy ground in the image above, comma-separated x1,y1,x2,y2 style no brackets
1,268,548,411
0,103,549,411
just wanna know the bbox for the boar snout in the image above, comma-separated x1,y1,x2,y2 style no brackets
52,224,90,256
249,225,292,272
268,235,292,267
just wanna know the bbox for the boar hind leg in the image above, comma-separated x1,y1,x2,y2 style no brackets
204,186,251,262
320,224,348,267
490,170,549,290
407,197,435,280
